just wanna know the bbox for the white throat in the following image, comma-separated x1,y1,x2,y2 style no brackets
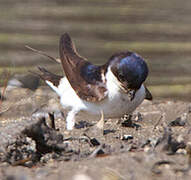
105,67,125,95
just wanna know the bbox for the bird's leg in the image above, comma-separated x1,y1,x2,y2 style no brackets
66,109,79,130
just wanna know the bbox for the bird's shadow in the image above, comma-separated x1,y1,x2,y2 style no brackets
121,120,141,130
75,121,94,129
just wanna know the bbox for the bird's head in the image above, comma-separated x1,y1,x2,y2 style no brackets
109,51,148,92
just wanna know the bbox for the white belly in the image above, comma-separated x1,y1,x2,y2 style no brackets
83,84,145,117
55,75,145,118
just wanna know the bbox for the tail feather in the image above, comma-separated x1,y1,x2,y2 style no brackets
145,86,152,100
31,66,62,87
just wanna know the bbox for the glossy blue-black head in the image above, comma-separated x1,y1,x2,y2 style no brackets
110,51,148,90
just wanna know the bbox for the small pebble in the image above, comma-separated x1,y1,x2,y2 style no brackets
121,135,133,141
134,112,143,122
73,174,92,180
168,113,187,126
176,148,187,154
90,138,101,146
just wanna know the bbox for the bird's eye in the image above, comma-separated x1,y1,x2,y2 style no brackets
118,74,125,81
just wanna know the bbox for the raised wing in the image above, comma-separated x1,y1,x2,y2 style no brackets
59,33,107,102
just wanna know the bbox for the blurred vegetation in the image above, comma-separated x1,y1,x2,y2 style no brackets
0,0,191,100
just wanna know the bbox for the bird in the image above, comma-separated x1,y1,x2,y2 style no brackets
32,33,152,130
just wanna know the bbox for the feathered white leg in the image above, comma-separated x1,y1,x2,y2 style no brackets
66,109,79,130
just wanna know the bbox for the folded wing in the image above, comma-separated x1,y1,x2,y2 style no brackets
59,33,107,102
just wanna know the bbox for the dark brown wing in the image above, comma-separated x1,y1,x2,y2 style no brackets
59,33,107,102
145,86,153,100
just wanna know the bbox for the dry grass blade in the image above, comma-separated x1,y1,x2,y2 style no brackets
89,144,104,158
25,45,61,64
95,110,104,130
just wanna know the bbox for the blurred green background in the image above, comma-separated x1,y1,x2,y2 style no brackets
0,0,191,100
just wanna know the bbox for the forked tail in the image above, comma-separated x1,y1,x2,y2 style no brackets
31,66,63,96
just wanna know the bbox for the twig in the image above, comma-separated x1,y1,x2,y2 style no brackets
153,113,164,130
48,112,56,130
25,45,61,64
0,70,11,113
89,144,104,158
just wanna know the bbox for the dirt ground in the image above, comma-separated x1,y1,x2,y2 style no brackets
0,86,191,180
0,1,191,179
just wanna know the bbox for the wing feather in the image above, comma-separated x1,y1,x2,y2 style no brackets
59,33,107,102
